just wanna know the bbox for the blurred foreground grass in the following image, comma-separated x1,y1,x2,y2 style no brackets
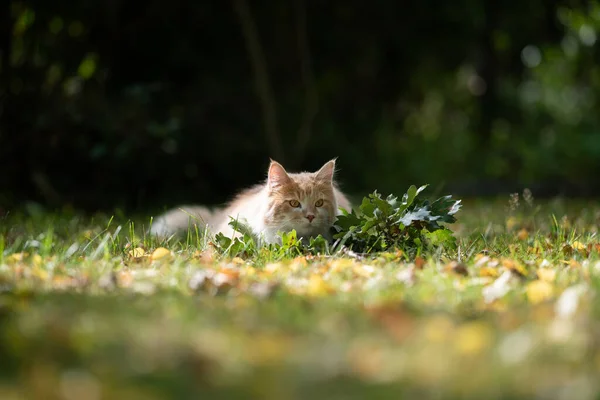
1,195,600,399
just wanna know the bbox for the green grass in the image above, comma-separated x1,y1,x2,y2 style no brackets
1,195,600,399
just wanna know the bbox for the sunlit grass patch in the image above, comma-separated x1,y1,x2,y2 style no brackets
1,194,600,398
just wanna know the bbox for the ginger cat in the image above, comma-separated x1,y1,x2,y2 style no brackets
150,159,352,244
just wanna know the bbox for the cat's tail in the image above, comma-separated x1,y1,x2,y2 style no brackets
149,205,216,238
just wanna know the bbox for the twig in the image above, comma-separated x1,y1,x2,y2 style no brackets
233,0,284,162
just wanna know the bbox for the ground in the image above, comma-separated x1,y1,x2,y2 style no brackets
1,195,600,399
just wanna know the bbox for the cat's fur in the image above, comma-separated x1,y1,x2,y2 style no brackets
150,159,352,244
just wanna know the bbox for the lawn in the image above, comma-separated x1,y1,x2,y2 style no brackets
1,194,600,399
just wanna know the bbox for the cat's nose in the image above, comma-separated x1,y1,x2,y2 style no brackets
306,214,315,222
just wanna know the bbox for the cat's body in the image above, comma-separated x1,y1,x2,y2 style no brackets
150,159,352,244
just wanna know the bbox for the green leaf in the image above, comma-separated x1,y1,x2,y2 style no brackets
423,228,457,250
331,185,461,255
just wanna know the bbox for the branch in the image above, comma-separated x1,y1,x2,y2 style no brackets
233,0,284,162
293,0,318,165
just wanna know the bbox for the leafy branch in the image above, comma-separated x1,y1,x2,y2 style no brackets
331,185,462,254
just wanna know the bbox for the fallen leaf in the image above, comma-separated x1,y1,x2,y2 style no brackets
555,284,587,319
479,267,499,278
444,261,469,276
536,268,556,282
6,252,28,264
415,256,426,270
306,274,334,297
128,247,145,258
526,280,554,304
482,270,514,304
501,258,527,276
31,254,43,266
151,247,171,261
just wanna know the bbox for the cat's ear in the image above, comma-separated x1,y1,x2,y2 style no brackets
315,158,337,182
267,160,292,189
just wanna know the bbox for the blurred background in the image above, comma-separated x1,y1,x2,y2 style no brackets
1,0,600,214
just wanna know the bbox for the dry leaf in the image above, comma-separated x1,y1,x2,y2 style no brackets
501,258,527,276
526,280,554,304
128,247,145,258
444,261,469,276
151,247,171,261
479,267,499,278
306,274,333,297
536,268,556,282
6,252,27,264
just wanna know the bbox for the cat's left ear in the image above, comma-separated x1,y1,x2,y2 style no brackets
315,158,337,182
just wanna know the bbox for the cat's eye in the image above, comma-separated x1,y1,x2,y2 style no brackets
289,200,301,208
315,199,324,207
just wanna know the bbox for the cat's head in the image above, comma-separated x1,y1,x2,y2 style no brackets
263,159,340,240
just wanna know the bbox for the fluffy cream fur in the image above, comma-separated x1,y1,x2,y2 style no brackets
150,159,352,244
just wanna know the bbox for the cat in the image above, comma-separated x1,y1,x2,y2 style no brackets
149,158,352,244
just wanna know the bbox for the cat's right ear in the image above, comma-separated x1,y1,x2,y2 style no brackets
267,160,291,189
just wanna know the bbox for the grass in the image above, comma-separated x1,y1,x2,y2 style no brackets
1,194,600,399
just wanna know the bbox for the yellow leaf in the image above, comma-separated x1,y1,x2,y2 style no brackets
526,280,554,304
128,247,145,258
536,268,556,282
32,254,43,267
6,252,28,263
479,267,499,278
307,275,333,297
572,241,586,251
561,259,581,269
454,322,493,355
501,258,527,276
151,247,171,261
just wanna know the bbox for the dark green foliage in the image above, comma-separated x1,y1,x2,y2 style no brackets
2,0,600,212
331,185,461,254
